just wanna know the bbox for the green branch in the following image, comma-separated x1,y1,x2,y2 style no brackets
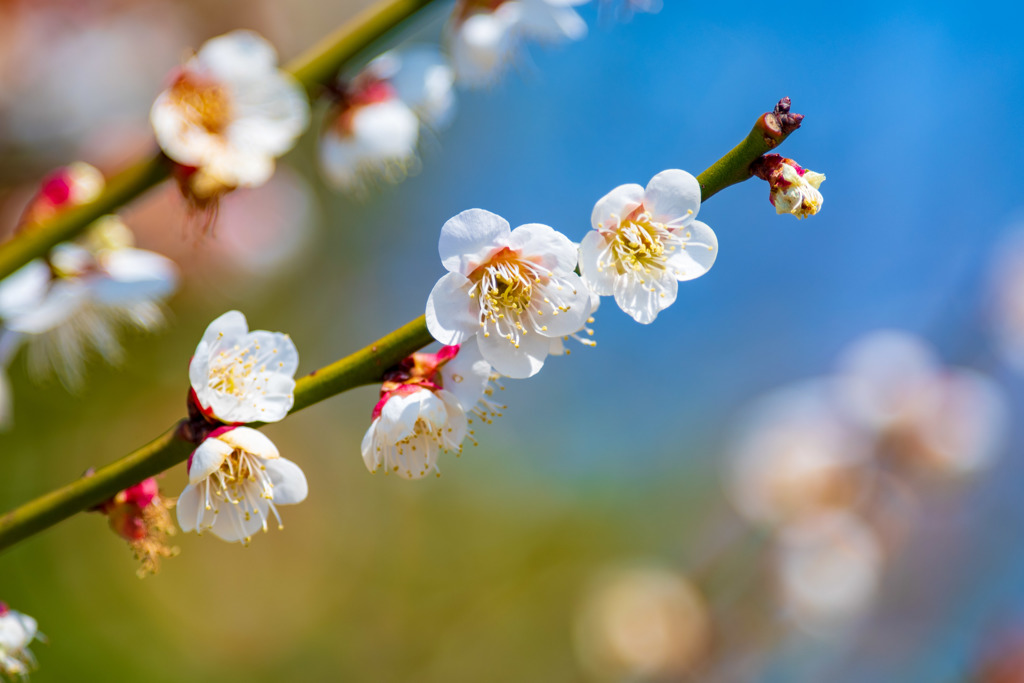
0,99,803,553
0,0,437,282
696,97,803,201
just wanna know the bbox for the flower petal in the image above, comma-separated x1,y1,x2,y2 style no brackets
591,184,644,230
577,231,616,296
439,336,492,413
264,457,308,504
88,249,178,305
176,483,201,532
219,426,279,460
644,169,701,227
189,437,233,483
613,270,678,324
478,321,550,378
195,30,279,83
507,223,578,274
426,271,478,345
533,273,592,337
666,220,718,281
438,209,510,274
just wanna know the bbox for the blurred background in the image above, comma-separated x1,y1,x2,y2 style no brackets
1,0,1024,680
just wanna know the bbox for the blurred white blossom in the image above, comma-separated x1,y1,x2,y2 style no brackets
0,602,41,680
319,47,454,194
575,565,710,679
447,0,588,87
151,30,309,204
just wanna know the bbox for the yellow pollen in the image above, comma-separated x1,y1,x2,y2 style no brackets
170,73,234,135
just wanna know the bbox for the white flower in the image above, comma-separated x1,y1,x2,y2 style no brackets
0,603,41,680
425,208,591,378
361,386,468,479
0,217,178,388
447,0,587,87
188,310,298,424
177,426,308,543
772,162,825,218
361,337,493,479
150,30,309,197
579,169,718,324
754,155,825,219
320,96,421,192
319,47,454,194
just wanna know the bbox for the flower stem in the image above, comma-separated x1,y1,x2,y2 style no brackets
696,97,804,202
0,0,438,282
0,98,802,553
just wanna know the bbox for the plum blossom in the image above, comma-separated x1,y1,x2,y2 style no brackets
362,338,496,479
93,477,178,578
447,0,588,87
574,566,709,679
319,47,454,193
177,426,307,543
150,30,309,207
579,169,718,324
188,310,298,425
0,215,178,389
727,380,871,528
0,603,41,680
835,331,1007,476
752,154,825,219
426,208,591,378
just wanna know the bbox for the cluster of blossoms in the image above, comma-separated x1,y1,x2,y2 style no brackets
178,311,307,544
725,330,1007,634
0,603,40,681
92,477,177,577
0,163,178,425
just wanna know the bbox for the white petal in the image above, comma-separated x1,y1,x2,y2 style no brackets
0,260,51,321
264,457,308,504
436,389,469,447
439,336,492,412
507,223,578,274
2,278,85,334
195,30,279,83
380,391,425,436
577,230,616,296
219,426,279,460
534,273,592,336
449,9,519,87
591,184,644,230
666,220,718,281
516,0,587,42
426,271,478,345
478,322,550,378
208,502,266,542
644,169,701,227
613,270,678,324
351,100,420,160
438,209,510,274
227,72,310,155
361,419,383,473
189,437,233,483
375,47,456,130
88,249,178,305
318,129,362,190
176,483,201,532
